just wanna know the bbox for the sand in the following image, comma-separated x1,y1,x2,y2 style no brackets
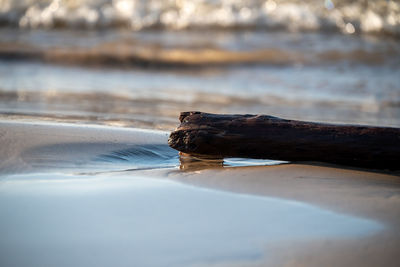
0,120,171,174
1,120,399,266
167,164,400,266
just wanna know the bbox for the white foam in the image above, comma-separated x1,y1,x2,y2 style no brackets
0,0,399,36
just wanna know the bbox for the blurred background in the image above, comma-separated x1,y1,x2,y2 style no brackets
0,0,399,130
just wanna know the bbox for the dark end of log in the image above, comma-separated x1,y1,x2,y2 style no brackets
168,111,400,170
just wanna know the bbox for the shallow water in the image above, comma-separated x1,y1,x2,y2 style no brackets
0,120,284,175
0,2,399,265
1,23,400,129
1,43,399,128
0,173,383,267
0,121,391,266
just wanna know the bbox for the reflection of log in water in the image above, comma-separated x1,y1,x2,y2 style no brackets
178,152,224,171
169,112,400,170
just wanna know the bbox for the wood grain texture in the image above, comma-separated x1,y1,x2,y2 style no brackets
168,111,400,170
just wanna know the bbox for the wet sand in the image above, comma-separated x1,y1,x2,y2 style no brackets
0,120,173,174
1,120,400,266
167,163,400,266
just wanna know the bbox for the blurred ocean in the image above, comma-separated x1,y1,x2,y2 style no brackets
0,0,400,129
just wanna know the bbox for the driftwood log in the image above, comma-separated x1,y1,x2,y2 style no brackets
168,112,400,170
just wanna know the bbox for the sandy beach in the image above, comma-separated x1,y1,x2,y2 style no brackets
1,1,400,265
1,120,399,266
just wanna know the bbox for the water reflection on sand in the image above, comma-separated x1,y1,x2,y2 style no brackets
0,174,383,267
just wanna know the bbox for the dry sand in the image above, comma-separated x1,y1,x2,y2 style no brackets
1,120,399,266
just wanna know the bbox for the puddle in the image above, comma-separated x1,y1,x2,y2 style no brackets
0,173,383,267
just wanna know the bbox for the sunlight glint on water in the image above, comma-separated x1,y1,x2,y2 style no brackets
1,0,399,36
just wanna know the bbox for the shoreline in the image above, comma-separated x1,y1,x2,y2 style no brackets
2,119,399,221
1,120,400,266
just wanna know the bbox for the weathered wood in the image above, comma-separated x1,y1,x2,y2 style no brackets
168,111,400,170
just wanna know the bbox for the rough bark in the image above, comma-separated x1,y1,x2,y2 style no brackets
168,111,400,170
